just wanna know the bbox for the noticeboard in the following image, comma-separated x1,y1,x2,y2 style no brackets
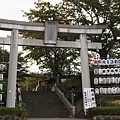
44,21,58,45
0,74,3,81
83,88,96,114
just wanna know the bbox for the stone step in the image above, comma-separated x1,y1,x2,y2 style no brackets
21,91,70,118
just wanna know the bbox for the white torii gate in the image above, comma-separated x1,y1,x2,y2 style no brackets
0,19,106,108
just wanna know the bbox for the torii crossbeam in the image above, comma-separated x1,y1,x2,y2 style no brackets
0,19,106,109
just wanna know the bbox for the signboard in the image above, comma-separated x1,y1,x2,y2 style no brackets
0,74,3,81
0,94,2,101
83,88,96,114
0,64,6,71
93,58,120,66
93,58,120,95
0,84,3,91
44,21,58,45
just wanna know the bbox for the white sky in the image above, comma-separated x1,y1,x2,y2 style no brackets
0,0,62,73
0,0,62,21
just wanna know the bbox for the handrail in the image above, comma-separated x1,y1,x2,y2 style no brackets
54,85,75,117
17,87,22,101
16,83,22,102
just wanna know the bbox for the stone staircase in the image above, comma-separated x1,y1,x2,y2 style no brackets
21,91,71,118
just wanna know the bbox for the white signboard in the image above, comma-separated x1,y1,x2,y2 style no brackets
83,88,96,114
0,74,3,81
0,84,3,91
0,94,2,101
94,58,120,95
93,58,120,66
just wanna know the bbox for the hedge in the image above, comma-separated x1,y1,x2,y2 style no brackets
0,107,21,117
88,107,120,117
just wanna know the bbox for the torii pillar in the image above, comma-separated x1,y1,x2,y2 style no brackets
80,34,91,88
6,29,18,107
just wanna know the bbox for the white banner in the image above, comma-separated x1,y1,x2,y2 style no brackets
83,88,96,114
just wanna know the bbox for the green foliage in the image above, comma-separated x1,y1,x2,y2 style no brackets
16,101,28,118
62,0,120,57
2,79,7,106
88,107,120,117
0,107,21,117
0,47,9,78
0,47,9,63
22,0,80,76
57,74,82,102
22,0,120,76
17,52,30,82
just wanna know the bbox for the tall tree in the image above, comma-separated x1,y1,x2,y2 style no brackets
62,0,120,57
17,52,30,82
0,47,30,80
23,0,120,76
0,46,9,78
23,0,80,76
0,47,9,63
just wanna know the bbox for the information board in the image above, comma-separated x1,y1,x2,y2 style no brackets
0,74,3,81
83,88,96,114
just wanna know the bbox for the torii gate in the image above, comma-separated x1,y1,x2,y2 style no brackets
0,19,106,108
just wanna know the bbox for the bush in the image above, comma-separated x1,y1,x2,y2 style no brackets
16,101,28,118
0,101,27,119
0,107,21,117
88,107,120,117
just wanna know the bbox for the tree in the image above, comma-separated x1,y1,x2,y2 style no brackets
22,0,119,76
0,47,9,63
61,0,120,57
17,52,30,82
0,46,9,78
23,0,80,76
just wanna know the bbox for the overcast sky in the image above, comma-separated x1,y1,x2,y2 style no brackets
0,0,62,21
0,0,62,37
0,0,62,73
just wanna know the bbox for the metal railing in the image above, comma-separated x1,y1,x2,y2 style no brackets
54,85,75,117
16,84,22,102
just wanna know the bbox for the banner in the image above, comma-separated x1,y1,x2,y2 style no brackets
83,88,96,114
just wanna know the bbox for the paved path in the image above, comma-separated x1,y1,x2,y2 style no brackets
26,118,87,120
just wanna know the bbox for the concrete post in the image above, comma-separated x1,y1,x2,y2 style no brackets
80,34,91,89
80,34,91,114
6,29,18,107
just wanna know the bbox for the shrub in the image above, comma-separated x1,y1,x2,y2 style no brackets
88,107,120,117
0,107,21,117
16,101,28,118
0,101,27,119
57,75,82,102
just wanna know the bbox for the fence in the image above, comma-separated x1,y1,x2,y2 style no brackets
54,85,75,116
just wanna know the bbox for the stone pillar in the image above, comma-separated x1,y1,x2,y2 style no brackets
80,34,91,89
80,34,91,113
6,29,18,107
